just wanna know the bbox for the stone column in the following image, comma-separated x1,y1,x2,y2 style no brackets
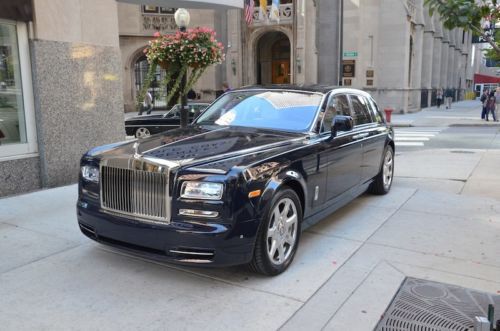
31,0,124,187
431,17,443,89
226,9,242,88
316,0,340,84
304,0,318,84
214,9,228,90
440,28,450,89
421,8,435,107
447,29,455,88
295,0,306,85
410,23,424,111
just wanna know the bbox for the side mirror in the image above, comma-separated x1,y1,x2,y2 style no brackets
331,115,353,138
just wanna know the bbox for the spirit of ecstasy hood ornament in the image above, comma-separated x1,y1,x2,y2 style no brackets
133,141,141,158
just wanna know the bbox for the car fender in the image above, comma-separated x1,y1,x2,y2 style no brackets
255,167,308,223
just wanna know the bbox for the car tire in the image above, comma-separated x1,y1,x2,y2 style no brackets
249,188,302,276
135,127,151,138
369,145,394,195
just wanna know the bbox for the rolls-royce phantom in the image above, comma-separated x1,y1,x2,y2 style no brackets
77,86,394,275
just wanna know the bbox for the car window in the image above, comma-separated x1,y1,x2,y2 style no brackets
366,97,384,123
320,94,351,133
349,95,373,126
195,91,323,132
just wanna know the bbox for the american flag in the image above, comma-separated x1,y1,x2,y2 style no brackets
244,0,254,25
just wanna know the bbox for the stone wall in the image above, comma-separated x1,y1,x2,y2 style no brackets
0,157,41,197
30,40,125,187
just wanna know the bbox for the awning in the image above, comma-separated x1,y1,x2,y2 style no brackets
474,73,500,84
117,0,243,9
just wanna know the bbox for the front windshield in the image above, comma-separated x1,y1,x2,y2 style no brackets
164,105,181,118
194,90,323,132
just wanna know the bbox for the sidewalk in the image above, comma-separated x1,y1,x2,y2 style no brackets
390,100,500,127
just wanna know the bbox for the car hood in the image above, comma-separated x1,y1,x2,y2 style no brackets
90,126,306,169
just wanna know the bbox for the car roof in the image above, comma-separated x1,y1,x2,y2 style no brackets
231,84,373,98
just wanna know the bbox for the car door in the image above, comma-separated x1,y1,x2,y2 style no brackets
322,93,363,202
348,94,387,184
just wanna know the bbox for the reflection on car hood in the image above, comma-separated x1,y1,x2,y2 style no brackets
92,126,306,169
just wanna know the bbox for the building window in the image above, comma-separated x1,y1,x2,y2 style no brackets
142,6,176,15
0,20,36,159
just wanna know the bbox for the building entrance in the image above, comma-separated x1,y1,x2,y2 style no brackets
256,31,290,85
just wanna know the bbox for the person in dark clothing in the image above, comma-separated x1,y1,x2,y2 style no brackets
187,89,197,100
486,91,498,122
480,89,489,120
436,88,443,108
445,88,453,109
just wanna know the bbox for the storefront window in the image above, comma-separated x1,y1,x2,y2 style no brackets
0,22,26,146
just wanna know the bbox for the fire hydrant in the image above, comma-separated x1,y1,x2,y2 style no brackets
384,108,394,123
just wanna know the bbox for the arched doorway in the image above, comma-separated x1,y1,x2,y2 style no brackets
134,55,168,110
256,31,291,85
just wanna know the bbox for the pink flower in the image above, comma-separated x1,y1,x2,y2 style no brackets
153,31,161,37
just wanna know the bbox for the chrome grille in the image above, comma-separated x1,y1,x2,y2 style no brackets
100,166,170,223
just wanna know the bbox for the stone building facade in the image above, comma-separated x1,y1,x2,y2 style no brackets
119,0,474,116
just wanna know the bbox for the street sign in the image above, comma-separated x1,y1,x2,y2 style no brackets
343,51,358,58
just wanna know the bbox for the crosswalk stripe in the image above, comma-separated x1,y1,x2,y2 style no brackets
397,133,436,137
395,142,425,146
395,137,430,141
394,128,443,147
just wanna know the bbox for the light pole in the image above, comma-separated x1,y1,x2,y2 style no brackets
174,8,191,128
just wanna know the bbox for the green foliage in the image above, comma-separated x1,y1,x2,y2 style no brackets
424,0,500,54
137,27,225,111
484,29,500,62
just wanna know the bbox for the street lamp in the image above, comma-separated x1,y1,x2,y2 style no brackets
174,8,190,32
174,8,190,127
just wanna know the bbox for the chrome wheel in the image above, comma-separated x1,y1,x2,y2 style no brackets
383,148,394,190
135,127,150,138
266,198,298,266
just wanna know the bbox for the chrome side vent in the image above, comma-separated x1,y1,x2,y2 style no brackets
100,166,170,224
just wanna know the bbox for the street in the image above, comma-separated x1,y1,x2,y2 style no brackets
1,102,500,330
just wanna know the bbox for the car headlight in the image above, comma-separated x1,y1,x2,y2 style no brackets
181,182,223,200
81,165,99,183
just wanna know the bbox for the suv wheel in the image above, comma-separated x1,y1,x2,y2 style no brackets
369,145,394,195
249,188,302,276
135,127,151,138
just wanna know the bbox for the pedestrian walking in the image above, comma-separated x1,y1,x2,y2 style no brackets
496,87,500,120
485,91,498,122
445,88,453,109
436,88,443,108
480,89,489,120
139,90,153,115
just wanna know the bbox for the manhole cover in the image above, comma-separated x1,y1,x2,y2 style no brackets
375,278,500,331
450,150,476,154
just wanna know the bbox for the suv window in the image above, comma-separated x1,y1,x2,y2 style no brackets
366,97,384,123
321,94,351,133
349,95,373,126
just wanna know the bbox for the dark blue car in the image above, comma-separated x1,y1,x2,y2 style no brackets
77,85,394,275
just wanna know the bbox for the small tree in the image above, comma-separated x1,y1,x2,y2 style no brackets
424,0,500,55
137,28,225,120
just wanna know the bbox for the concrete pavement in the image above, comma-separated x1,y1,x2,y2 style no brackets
1,103,500,330
391,100,500,127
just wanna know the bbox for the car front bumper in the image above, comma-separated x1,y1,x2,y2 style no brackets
77,200,258,267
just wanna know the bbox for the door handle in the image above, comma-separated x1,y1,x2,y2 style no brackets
352,133,369,140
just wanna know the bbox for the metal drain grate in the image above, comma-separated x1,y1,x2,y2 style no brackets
375,278,500,331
